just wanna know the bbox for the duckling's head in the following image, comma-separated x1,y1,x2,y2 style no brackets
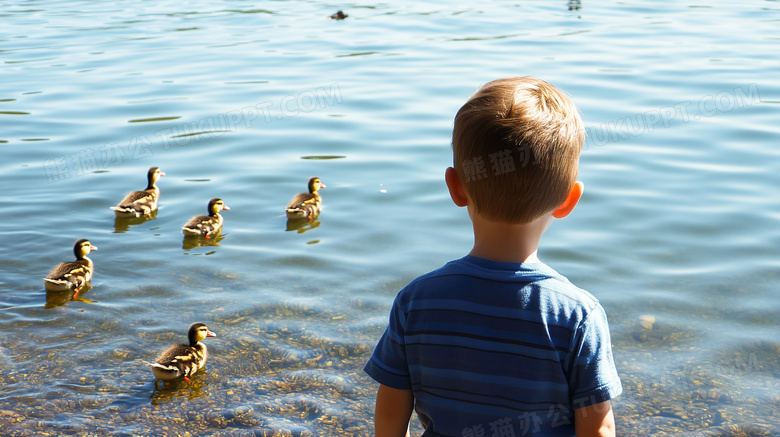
73,239,98,259
207,198,230,215
307,177,325,193
329,10,347,19
147,167,165,187
187,322,217,346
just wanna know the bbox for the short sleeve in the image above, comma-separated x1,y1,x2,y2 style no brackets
363,296,413,390
567,303,623,408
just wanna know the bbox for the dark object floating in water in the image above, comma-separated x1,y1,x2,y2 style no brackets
329,10,348,20
300,155,346,160
128,116,181,123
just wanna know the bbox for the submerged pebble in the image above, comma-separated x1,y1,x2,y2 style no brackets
706,423,773,436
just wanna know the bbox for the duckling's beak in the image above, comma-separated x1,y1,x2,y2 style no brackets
90,245,98,251
160,172,166,177
207,330,216,337
319,183,326,189
221,205,230,211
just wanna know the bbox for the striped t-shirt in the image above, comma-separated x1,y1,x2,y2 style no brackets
364,255,622,437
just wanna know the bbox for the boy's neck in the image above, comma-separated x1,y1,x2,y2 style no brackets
467,209,552,264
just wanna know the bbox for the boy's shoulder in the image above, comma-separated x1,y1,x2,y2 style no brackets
397,255,602,314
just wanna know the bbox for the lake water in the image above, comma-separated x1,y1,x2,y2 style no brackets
1,0,779,435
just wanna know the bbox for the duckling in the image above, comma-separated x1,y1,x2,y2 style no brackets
43,239,97,297
329,10,348,20
285,177,325,221
149,323,216,382
182,198,230,239
111,167,165,217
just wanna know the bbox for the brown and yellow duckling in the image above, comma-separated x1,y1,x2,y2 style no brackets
149,323,216,382
182,198,230,239
111,167,165,217
285,176,325,221
43,239,97,297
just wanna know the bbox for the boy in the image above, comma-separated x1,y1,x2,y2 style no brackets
364,77,622,437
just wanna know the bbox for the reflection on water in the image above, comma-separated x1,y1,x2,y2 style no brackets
150,376,209,406
182,231,226,250
44,284,96,309
113,209,158,233
286,217,321,233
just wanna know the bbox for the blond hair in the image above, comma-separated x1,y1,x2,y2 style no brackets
452,77,584,223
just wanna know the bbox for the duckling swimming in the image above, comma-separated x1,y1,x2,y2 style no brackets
182,198,230,239
285,177,325,221
43,239,97,297
111,167,165,217
150,323,216,382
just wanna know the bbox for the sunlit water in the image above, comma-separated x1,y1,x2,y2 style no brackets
1,0,779,435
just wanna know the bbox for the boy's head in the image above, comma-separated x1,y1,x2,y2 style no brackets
451,77,584,223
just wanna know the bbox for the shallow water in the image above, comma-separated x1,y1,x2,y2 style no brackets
1,0,779,435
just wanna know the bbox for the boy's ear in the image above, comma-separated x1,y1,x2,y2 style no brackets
552,181,584,219
445,167,469,207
